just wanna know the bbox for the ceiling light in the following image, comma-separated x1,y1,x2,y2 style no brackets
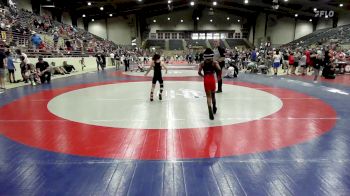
109,14,113,17
313,8,317,11
309,19,312,22
196,17,199,20
210,19,213,22
340,4,344,7
153,19,156,23
227,17,230,20
284,0,288,2
168,17,171,20
168,0,172,3
92,19,94,21
100,7,104,11
213,1,217,6
238,19,240,22
82,14,86,18
87,2,91,6
190,1,195,6
325,15,329,18
244,0,248,4
180,19,184,22
295,14,298,17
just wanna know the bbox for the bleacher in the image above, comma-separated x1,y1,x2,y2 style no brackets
226,39,248,48
283,24,350,48
185,39,207,48
208,40,226,48
145,39,165,49
169,40,183,50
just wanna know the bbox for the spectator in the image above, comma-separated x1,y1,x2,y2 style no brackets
95,52,106,71
0,49,6,90
5,51,16,83
31,32,42,49
62,61,76,73
36,57,51,84
110,52,115,67
53,31,59,49
15,49,29,64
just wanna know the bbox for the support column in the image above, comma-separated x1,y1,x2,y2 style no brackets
264,13,268,38
293,18,297,41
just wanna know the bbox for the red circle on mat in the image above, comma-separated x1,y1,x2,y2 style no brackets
0,81,337,160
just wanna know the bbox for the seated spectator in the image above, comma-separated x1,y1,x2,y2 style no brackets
36,57,51,84
62,61,76,73
50,62,68,75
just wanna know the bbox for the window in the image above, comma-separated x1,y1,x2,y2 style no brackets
157,33,163,39
171,33,178,39
206,33,213,39
220,33,227,39
191,33,199,40
213,33,220,40
199,33,205,39
150,33,156,39
165,33,170,39
235,33,241,39
179,33,185,39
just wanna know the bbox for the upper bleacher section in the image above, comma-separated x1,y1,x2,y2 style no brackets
283,24,350,48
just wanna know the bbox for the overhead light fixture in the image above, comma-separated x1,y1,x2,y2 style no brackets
210,19,213,22
309,19,312,22
238,19,240,22
325,15,329,18
227,17,230,20
153,19,156,23
196,17,199,20
87,2,91,6
168,0,172,3
314,8,317,11
100,7,104,11
190,1,195,6
109,14,113,17
168,17,171,21
295,14,298,17
244,0,248,4
213,1,217,6
340,4,344,7
92,19,94,21
82,14,86,17
180,19,184,22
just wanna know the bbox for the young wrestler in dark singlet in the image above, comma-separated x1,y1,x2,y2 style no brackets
198,48,221,120
145,54,168,101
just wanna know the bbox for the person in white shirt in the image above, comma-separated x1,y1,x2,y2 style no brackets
299,51,307,76
110,52,115,67
272,50,282,75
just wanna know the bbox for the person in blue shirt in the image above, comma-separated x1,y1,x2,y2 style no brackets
5,51,16,83
31,32,42,49
251,49,257,62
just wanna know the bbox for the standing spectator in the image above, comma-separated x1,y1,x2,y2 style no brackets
0,49,6,90
288,52,295,75
5,51,16,83
110,52,115,67
124,54,130,72
31,32,42,50
36,57,51,84
53,31,59,49
15,49,30,64
312,51,322,83
95,52,106,71
272,50,282,75
299,51,307,76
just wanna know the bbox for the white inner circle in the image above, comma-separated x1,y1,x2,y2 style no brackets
124,69,198,77
48,81,283,129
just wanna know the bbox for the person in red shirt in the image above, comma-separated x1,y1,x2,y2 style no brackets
288,52,295,75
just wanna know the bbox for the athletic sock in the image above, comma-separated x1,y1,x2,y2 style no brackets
208,106,214,120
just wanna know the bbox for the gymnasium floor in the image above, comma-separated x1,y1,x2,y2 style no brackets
0,64,350,196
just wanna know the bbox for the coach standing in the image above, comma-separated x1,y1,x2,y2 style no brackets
213,40,226,93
